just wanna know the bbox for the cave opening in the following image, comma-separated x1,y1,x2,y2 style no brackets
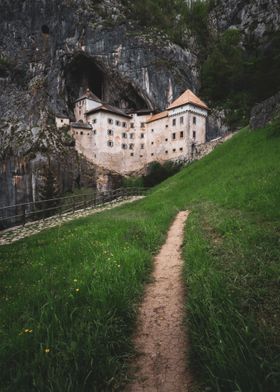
65,54,150,112
65,55,104,107
41,25,50,34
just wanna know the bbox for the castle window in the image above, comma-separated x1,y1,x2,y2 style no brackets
180,116,184,124
172,119,176,126
116,120,120,126
93,130,96,135
141,133,144,139
80,131,83,135
193,131,196,139
130,123,134,128
180,147,183,152
122,132,127,138
173,148,176,152
151,153,154,156
165,125,168,128
122,122,127,127
107,140,114,147
165,150,168,154
140,155,143,158
92,119,97,124
193,116,196,125
107,129,114,136
165,138,168,142
141,122,145,128
151,141,154,145
172,133,176,140
180,131,184,138
129,144,134,150
130,133,134,139
130,153,134,157
122,144,127,149
61,119,63,123
151,129,154,132
108,118,113,124
141,144,144,149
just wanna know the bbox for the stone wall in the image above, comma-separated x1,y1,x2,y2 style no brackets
192,132,234,161
250,91,280,129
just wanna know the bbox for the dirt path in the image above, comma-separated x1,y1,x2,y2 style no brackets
126,211,191,392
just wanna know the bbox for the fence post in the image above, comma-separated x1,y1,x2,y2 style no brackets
22,206,26,227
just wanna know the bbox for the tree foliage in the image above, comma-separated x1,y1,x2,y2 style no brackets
143,161,182,187
38,167,60,217
201,30,280,127
120,0,214,46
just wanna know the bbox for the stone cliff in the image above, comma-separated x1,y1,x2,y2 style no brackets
209,0,280,43
0,0,279,207
0,0,198,206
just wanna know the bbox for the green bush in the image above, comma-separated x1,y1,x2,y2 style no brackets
122,176,144,188
200,30,280,128
143,161,182,187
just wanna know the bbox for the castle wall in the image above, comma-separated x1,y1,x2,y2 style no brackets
70,93,208,175
74,98,101,122
55,117,70,129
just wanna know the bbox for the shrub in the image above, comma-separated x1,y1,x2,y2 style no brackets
143,161,182,188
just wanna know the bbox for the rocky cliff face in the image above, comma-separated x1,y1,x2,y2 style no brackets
250,91,280,129
0,0,198,207
210,0,280,44
0,0,279,207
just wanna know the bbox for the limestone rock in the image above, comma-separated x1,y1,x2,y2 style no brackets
250,91,280,129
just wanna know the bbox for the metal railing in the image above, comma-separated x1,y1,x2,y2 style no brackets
0,187,148,231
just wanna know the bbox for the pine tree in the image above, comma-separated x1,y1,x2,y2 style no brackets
38,168,60,218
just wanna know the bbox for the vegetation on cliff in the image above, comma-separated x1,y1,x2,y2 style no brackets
0,120,279,391
120,0,280,128
201,30,280,127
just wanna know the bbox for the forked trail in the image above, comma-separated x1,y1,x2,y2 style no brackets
126,211,191,392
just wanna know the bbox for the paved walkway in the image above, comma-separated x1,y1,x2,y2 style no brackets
0,196,144,246
126,211,191,392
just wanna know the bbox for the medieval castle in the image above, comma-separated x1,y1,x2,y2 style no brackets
56,89,209,174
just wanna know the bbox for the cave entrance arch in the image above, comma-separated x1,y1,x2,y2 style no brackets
65,55,104,107
65,54,150,111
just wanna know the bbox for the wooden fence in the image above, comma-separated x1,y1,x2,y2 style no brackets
0,188,148,230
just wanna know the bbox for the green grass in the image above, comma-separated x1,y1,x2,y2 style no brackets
0,122,280,391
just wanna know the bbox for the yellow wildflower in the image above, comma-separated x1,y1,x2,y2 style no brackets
75,288,80,292
44,348,50,353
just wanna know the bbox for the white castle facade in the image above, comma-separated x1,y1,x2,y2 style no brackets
56,89,209,174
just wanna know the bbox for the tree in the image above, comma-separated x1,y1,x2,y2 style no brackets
38,167,60,218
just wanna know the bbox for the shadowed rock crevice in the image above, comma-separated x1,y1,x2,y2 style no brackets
64,53,151,111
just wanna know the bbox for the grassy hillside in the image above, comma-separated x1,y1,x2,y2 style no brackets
0,122,279,391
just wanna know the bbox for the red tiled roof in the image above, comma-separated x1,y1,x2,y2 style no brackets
168,89,208,110
86,103,131,118
146,111,168,123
